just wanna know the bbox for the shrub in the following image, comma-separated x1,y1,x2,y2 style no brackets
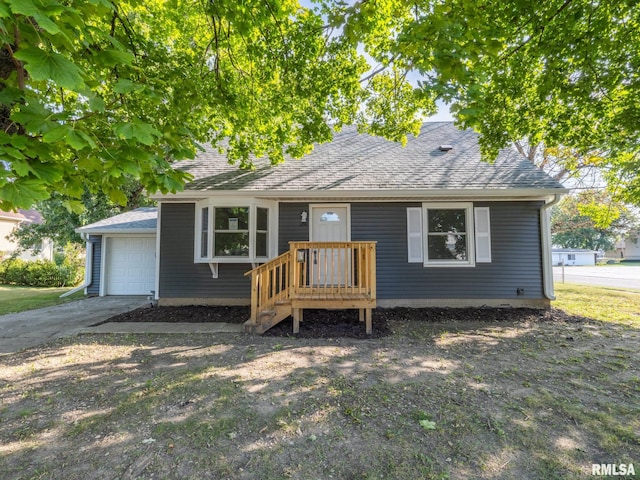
0,258,83,287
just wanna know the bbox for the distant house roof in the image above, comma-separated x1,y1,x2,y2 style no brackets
164,123,567,200
0,209,43,223
77,207,157,235
552,248,598,254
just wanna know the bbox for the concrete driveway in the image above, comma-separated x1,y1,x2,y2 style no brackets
0,296,148,355
553,265,640,290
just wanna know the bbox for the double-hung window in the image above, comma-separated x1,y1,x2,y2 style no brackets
425,205,471,264
195,200,276,263
407,203,491,267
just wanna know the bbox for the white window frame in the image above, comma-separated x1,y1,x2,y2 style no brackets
194,198,278,263
422,202,475,267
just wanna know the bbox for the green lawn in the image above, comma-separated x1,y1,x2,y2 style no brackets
553,282,640,327
0,285,85,315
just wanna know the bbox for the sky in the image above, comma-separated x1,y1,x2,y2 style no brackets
426,99,454,122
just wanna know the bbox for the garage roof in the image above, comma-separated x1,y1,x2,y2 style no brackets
77,207,157,235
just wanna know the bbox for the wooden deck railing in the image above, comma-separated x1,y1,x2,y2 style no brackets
244,241,377,333
289,241,377,300
244,251,291,324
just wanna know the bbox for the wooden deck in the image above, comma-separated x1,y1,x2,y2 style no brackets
244,241,376,334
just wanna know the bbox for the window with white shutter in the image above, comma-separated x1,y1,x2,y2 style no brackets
407,207,423,263
474,207,492,263
407,204,492,267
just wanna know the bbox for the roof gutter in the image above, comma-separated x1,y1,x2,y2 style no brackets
60,235,92,298
152,187,569,202
540,194,563,301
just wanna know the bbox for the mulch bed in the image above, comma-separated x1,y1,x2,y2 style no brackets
101,305,579,339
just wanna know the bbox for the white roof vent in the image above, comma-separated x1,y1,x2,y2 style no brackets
439,144,453,152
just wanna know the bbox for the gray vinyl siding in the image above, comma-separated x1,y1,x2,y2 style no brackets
158,201,545,301
278,202,544,300
278,203,311,251
87,235,101,295
158,203,251,298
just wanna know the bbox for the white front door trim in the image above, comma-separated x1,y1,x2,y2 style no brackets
309,204,351,286
309,203,351,242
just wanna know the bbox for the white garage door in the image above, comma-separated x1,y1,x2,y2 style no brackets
105,236,156,295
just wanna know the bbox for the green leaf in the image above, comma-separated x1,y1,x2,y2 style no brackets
65,130,90,150
29,161,64,183
8,0,61,34
114,121,161,145
14,46,85,91
419,420,436,431
62,199,85,214
113,79,142,94
108,188,128,205
11,102,53,133
11,159,33,175
0,145,26,160
88,95,106,112
42,125,71,143
0,178,50,209
93,48,134,67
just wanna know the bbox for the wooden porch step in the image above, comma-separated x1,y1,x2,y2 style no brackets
243,302,292,334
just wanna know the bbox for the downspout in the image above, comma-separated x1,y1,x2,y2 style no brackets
540,194,563,301
60,234,92,298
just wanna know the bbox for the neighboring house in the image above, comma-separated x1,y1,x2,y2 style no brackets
80,123,568,332
0,209,54,261
552,248,597,266
607,233,640,261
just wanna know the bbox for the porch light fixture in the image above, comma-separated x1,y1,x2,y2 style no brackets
296,249,307,263
300,210,308,223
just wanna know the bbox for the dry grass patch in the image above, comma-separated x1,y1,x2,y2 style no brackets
1,289,639,479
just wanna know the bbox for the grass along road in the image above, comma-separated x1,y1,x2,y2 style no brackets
0,285,638,479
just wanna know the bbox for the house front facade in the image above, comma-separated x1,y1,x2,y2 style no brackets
80,123,568,329
151,123,567,311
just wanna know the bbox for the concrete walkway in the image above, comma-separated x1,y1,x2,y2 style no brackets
0,296,244,355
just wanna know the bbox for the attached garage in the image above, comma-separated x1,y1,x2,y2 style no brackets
105,236,156,295
77,208,158,296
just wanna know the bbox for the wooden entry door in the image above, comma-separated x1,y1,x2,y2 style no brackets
310,205,350,285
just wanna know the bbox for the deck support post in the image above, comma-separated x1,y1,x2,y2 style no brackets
293,308,303,334
365,308,372,335
359,309,365,322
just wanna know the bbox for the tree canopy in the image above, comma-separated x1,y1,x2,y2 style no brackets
551,190,638,251
1,0,639,211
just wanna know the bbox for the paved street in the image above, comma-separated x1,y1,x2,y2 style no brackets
553,265,640,291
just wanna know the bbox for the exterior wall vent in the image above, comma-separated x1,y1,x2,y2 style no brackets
439,144,454,151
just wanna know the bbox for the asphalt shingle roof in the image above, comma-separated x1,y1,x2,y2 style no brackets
77,207,157,234
175,123,565,193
